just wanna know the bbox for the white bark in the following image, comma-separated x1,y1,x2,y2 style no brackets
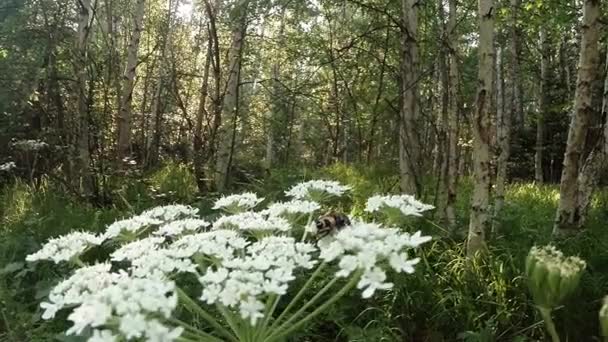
535,28,549,183
445,0,459,227
466,0,494,257
509,0,524,129
76,0,92,195
399,0,421,195
215,1,249,191
494,47,509,225
117,0,146,161
553,0,601,235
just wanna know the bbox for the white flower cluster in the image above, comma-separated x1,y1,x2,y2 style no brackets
26,231,104,263
39,263,182,341
104,205,199,239
213,192,264,211
154,218,210,236
12,139,48,151
0,161,16,172
318,221,431,298
365,194,435,217
262,199,321,217
213,212,291,232
28,188,432,339
199,237,317,325
285,180,351,199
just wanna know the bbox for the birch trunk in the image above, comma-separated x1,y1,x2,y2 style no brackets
509,0,524,130
436,0,450,223
399,0,421,195
117,0,146,161
75,0,93,195
193,31,212,193
553,0,601,235
445,0,459,227
535,28,549,183
494,47,509,225
466,0,494,257
265,9,286,172
574,47,608,228
215,1,249,191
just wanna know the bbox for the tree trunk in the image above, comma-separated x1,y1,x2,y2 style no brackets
466,0,494,257
574,46,608,228
535,28,549,183
509,0,524,130
436,0,450,223
265,9,286,173
117,0,146,162
444,0,460,228
193,27,212,193
399,0,421,195
493,46,510,228
553,0,601,235
75,0,93,196
215,1,249,191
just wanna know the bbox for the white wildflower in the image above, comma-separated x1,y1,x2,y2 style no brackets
168,230,247,261
0,161,16,171
26,231,104,264
318,220,430,298
365,194,434,217
88,329,117,342
141,204,199,221
213,212,291,232
239,296,265,326
285,180,351,200
263,199,321,217
66,300,112,335
213,192,264,212
104,215,163,240
154,218,210,236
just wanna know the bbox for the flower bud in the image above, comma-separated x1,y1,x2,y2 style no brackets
525,245,586,309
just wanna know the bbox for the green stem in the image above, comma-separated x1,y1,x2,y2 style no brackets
167,317,224,342
301,213,314,241
256,294,280,339
176,287,238,342
538,306,560,342
267,263,326,332
217,304,245,341
265,272,361,342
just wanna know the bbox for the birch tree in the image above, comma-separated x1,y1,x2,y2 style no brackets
494,47,509,221
75,0,93,195
535,27,549,183
553,0,601,235
399,0,421,195
117,0,146,162
215,0,250,191
466,0,494,256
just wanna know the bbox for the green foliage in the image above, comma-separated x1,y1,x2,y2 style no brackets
148,163,198,203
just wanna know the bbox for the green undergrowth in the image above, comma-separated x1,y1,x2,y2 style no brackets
1,162,608,341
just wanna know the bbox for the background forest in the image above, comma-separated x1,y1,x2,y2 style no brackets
1,0,608,340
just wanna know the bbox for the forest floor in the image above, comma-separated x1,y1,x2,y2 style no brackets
1,163,607,341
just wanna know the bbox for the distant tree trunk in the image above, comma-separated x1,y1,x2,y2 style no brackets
467,0,494,257
535,28,549,183
117,0,146,162
494,46,509,226
265,8,286,173
573,47,608,228
509,0,524,130
553,0,601,235
75,0,93,196
444,0,460,228
399,0,421,195
436,0,450,223
193,29,212,193
215,1,249,191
